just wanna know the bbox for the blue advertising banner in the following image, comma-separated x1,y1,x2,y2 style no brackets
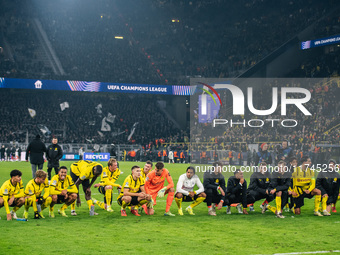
301,34,340,50
61,153,81,161
0,77,195,95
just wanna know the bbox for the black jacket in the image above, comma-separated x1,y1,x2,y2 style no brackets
316,169,340,196
248,171,271,194
226,175,248,208
26,137,46,164
46,143,63,166
269,171,291,192
203,171,226,193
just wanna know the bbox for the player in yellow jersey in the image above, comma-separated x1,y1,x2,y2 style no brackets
0,170,25,220
23,170,52,219
141,161,153,181
138,160,153,214
70,160,103,216
117,165,153,216
93,158,122,212
291,156,322,216
49,166,78,218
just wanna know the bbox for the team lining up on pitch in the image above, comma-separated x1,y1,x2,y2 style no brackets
0,156,339,220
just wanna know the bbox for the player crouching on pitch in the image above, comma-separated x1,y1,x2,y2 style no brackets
145,162,175,216
49,166,78,218
291,156,322,216
23,170,52,219
316,159,340,216
225,169,248,215
0,169,25,220
266,161,291,218
175,166,206,215
93,158,122,213
117,165,153,216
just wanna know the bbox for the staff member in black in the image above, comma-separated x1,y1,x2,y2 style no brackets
316,159,340,216
225,169,248,215
248,162,274,212
26,134,47,178
267,160,291,218
203,162,226,216
46,137,63,181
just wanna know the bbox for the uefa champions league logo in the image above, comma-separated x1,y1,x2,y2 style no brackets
35,80,42,89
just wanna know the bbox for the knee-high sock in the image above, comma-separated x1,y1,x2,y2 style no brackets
105,189,112,206
71,201,76,211
60,203,68,211
175,197,182,209
190,197,205,208
121,200,128,210
166,192,174,212
321,196,328,211
13,206,20,212
86,199,93,211
267,205,277,214
42,197,52,210
314,195,321,212
96,200,106,210
25,197,32,211
276,196,282,213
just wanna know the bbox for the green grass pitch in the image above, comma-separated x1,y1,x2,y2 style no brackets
0,161,339,255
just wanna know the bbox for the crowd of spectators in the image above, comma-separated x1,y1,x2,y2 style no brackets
1,0,339,84
0,89,185,148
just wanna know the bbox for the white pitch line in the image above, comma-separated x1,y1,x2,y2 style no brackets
254,250,340,255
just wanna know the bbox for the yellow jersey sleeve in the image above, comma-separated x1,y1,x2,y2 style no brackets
100,167,121,187
67,175,78,193
50,175,61,195
25,180,35,196
0,180,12,214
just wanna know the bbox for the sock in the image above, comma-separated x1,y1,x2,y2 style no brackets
175,197,182,209
86,199,93,211
24,198,30,211
262,200,268,205
190,197,205,208
13,206,20,212
43,197,52,210
121,200,128,210
32,200,38,212
94,199,106,210
60,204,68,211
208,205,212,209
275,196,282,213
105,189,112,207
267,205,276,214
142,204,148,214
285,203,289,209
50,205,54,212
321,196,327,211
166,191,174,212
314,195,321,212
71,201,76,211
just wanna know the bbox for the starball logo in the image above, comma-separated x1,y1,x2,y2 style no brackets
199,82,311,128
